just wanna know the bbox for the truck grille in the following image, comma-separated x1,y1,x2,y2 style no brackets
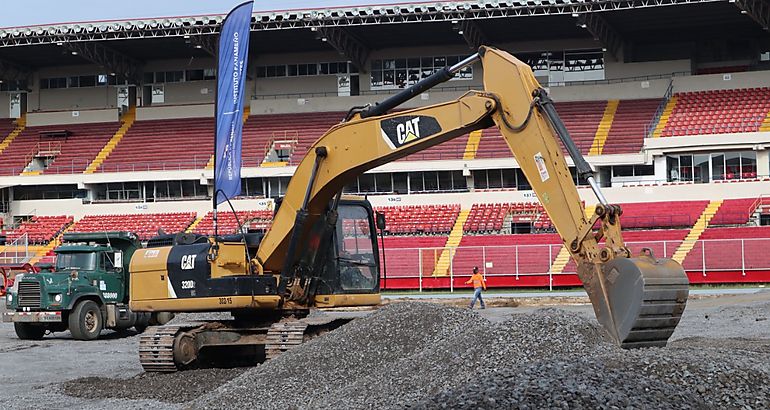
17,281,41,308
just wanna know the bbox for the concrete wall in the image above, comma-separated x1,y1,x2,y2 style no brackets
136,104,214,120
549,78,669,102
0,93,10,118
159,81,216,105
672,70,770,93
604,59,691,79
33,87,117,111
26,108,119,126
10,179,770,219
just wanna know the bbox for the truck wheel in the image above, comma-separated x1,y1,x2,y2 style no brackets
69,300,103,340
14,323,45,340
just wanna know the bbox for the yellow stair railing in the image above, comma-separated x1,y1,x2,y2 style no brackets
651,96,678,138
432,209,470,277
588,100,619,155
84,107,136,174
759,109,770,132
671,200,723,264
28,224,73,265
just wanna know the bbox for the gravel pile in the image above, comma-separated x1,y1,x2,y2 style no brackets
194,303,610,409
61,368,246,404
195,302,770,409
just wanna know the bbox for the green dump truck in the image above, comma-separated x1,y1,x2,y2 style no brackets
3,231,169,340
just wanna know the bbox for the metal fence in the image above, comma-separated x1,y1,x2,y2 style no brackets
380,237,770,291
0,233,29,265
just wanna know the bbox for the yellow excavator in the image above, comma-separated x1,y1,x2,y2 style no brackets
129,46,689,372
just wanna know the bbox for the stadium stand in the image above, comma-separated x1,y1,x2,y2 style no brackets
3,215,73,244
70,212,196,241
709,198,760,225
682,226,770,272
193,210,273,235
98,117,214,171
601,99,660,154
661,87,770,137
463,202,542,233
0,122,120,175
476,100,606,158
377,205,460,234
0,118,16,140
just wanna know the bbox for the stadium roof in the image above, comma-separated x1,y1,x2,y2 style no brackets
0,0,765,81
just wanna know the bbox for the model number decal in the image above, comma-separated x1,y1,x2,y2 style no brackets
181,254,197,270
102,292,118,299
181,280,195,289
218,297,233,305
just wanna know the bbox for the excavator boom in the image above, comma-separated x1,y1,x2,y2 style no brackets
257,46,688,347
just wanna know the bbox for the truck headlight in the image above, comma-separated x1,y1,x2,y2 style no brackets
6,293,11,303
53,294,62,303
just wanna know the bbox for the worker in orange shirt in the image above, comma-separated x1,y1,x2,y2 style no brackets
465,266,486,309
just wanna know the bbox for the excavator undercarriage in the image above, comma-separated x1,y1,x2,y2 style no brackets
130,45,688,372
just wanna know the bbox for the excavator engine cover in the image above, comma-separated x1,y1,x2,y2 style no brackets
582,255,689,348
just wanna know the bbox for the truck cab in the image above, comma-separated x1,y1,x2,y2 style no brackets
3,231,158,340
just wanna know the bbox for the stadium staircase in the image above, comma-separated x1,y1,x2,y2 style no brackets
651,96,678,138
185,215,204,233
83,107,136,174
548,205,595,275
671,199,723,264
0,115,26,155
462,130,483,160
432,209,470,276
588,101,619,155
28,223,73,265
760,111,770,132
206,106,251,170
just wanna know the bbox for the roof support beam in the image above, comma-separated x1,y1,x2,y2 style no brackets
578,13,624,61
317,27,369,73
457,20,489,50
0,58,31,84
734,0,770,31
62,41,142,84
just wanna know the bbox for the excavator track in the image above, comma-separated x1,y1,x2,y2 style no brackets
138,325,182,372
265,321,309,360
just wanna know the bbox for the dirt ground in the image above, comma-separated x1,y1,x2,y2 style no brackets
1,289,769,409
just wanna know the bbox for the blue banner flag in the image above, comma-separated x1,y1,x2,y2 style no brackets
214,1,253,204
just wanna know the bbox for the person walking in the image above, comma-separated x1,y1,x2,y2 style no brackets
466,266,487,309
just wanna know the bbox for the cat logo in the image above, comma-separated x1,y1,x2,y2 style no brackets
181,254,197,270
379,115,442,149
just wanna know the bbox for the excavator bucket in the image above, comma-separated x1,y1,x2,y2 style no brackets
580,254,689,348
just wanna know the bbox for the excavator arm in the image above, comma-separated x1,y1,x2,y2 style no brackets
257,46,688,347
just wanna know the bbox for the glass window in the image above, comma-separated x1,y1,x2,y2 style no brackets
679,155,693,182
452,170,468,190
143,72,155,83
375,173,391,193
438,171,453,191
694,154,710,183
741,151,757,178
56,252,96,271
168,180,181,198
275,65,286,77
472,170,488,189
613,165,634,177
502,169,516,188
725,152,741,179
393,172,408,194
181,180,196,197
79,75,96,87
68,76,80,88
516,169,531,190
712,154,725,180
667,156,680,181
203,68,216,80
424,171,439,191
186,69,204,81
487,169,502,189
358,174,375,193
337,205,376,291
256,67,266,78
409,172,424,192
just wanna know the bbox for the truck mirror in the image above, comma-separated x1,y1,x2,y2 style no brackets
375,212,386,230
114,251,123,270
